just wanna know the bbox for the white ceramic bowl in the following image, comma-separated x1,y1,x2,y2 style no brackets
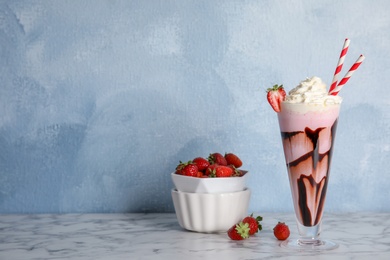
171,188,250,233
171,171,248,193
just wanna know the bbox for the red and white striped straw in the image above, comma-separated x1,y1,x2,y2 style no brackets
329,54,365,96
328,38,350,94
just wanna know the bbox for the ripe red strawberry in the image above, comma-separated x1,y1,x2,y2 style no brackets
227,222,250,240
192,157,210,172
175,161,185,175
242,214,263,235
204,164,219,176
208,153,227,166
266,84,286,112
175,161,198,177
273,222,290,240
211,165,233,178
227,164,240,176
182,164,198,177
225,153,243,168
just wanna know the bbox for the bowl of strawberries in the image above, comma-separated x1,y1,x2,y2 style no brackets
171,152,251,233
171,152,249,193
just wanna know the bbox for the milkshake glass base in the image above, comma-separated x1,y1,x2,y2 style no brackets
280,238,339,251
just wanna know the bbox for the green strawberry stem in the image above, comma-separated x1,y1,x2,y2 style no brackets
266,84,284,92
256,216,263,231
235,222,250,239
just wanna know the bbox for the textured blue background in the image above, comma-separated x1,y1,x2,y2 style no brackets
1,0,389,213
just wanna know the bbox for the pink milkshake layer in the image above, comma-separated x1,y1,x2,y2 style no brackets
278,102,340,227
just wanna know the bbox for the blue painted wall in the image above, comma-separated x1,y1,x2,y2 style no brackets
1,0,389,213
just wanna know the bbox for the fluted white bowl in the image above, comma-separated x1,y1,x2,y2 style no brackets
171,188,250,233
171,171,248,193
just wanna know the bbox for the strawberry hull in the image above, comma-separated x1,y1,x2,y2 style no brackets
277,102,340,230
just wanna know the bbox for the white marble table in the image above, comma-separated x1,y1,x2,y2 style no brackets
0,212,389,259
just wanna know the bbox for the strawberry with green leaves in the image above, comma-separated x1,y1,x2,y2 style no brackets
242,214,263,235
208,153,227,166
204,164,217,176
210,165,233,178
227,214,264,240
267,84,286,112
227,164,240,176
175,161,199,177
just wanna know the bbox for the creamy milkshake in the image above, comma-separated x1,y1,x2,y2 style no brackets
277,77,341,248
265,39,364,250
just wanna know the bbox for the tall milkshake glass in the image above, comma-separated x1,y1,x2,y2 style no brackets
277,98,340,250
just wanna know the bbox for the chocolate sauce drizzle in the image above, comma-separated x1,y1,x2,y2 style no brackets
281,119,338,226
297,175,327,226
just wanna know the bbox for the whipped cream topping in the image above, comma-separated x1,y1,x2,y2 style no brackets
284,76,342,105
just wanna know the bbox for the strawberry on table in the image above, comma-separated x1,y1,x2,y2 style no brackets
273,222,290,240
208,153,228,166
242,214,263,235
266,84,286,112
225,153,243,168
227,222,250,240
